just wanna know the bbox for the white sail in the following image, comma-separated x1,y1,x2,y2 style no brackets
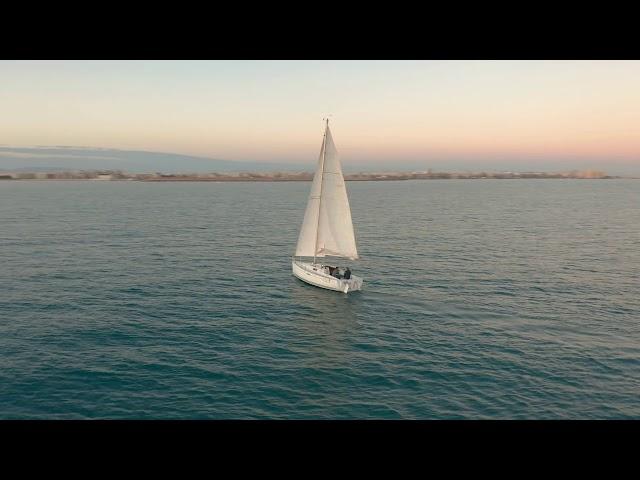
295,122,359,260
294,134,325,258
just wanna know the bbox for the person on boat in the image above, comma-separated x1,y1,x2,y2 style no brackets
332,268,342,279
343,267,351,280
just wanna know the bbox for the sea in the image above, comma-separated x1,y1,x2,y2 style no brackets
0,179,638,419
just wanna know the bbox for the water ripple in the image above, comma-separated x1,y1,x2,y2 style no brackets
1,180,639,418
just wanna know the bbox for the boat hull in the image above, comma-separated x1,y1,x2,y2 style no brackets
292,260,363,293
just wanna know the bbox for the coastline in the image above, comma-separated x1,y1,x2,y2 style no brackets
0,170,629,182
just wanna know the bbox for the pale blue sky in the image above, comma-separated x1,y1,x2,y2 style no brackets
2,60,639,173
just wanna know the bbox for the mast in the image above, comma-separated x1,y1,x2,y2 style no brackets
313,118,329,265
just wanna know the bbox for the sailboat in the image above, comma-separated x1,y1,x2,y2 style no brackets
292,119,363,293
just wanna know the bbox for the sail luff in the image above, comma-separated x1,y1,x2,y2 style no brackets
312,120,328,263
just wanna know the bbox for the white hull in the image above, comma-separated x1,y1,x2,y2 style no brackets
292,260,363,293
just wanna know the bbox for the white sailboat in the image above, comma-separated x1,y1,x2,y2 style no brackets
292,119,363,293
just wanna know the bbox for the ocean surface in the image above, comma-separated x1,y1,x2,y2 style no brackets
1,179,638,419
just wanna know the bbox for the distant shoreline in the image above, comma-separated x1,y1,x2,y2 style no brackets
1,170,631,181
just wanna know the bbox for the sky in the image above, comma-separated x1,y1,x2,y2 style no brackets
1,60,640,173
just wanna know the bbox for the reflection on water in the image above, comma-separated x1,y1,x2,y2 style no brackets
288,276,361,366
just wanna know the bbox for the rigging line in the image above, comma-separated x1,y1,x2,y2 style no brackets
313,118,328,265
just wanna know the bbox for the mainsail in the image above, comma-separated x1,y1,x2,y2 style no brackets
295,121,359,260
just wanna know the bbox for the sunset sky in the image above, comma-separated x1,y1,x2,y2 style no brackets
2,60,639,173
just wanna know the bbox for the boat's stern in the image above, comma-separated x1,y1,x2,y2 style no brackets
343,275,363,293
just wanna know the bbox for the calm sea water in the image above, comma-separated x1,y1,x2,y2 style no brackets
1,179,638,419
